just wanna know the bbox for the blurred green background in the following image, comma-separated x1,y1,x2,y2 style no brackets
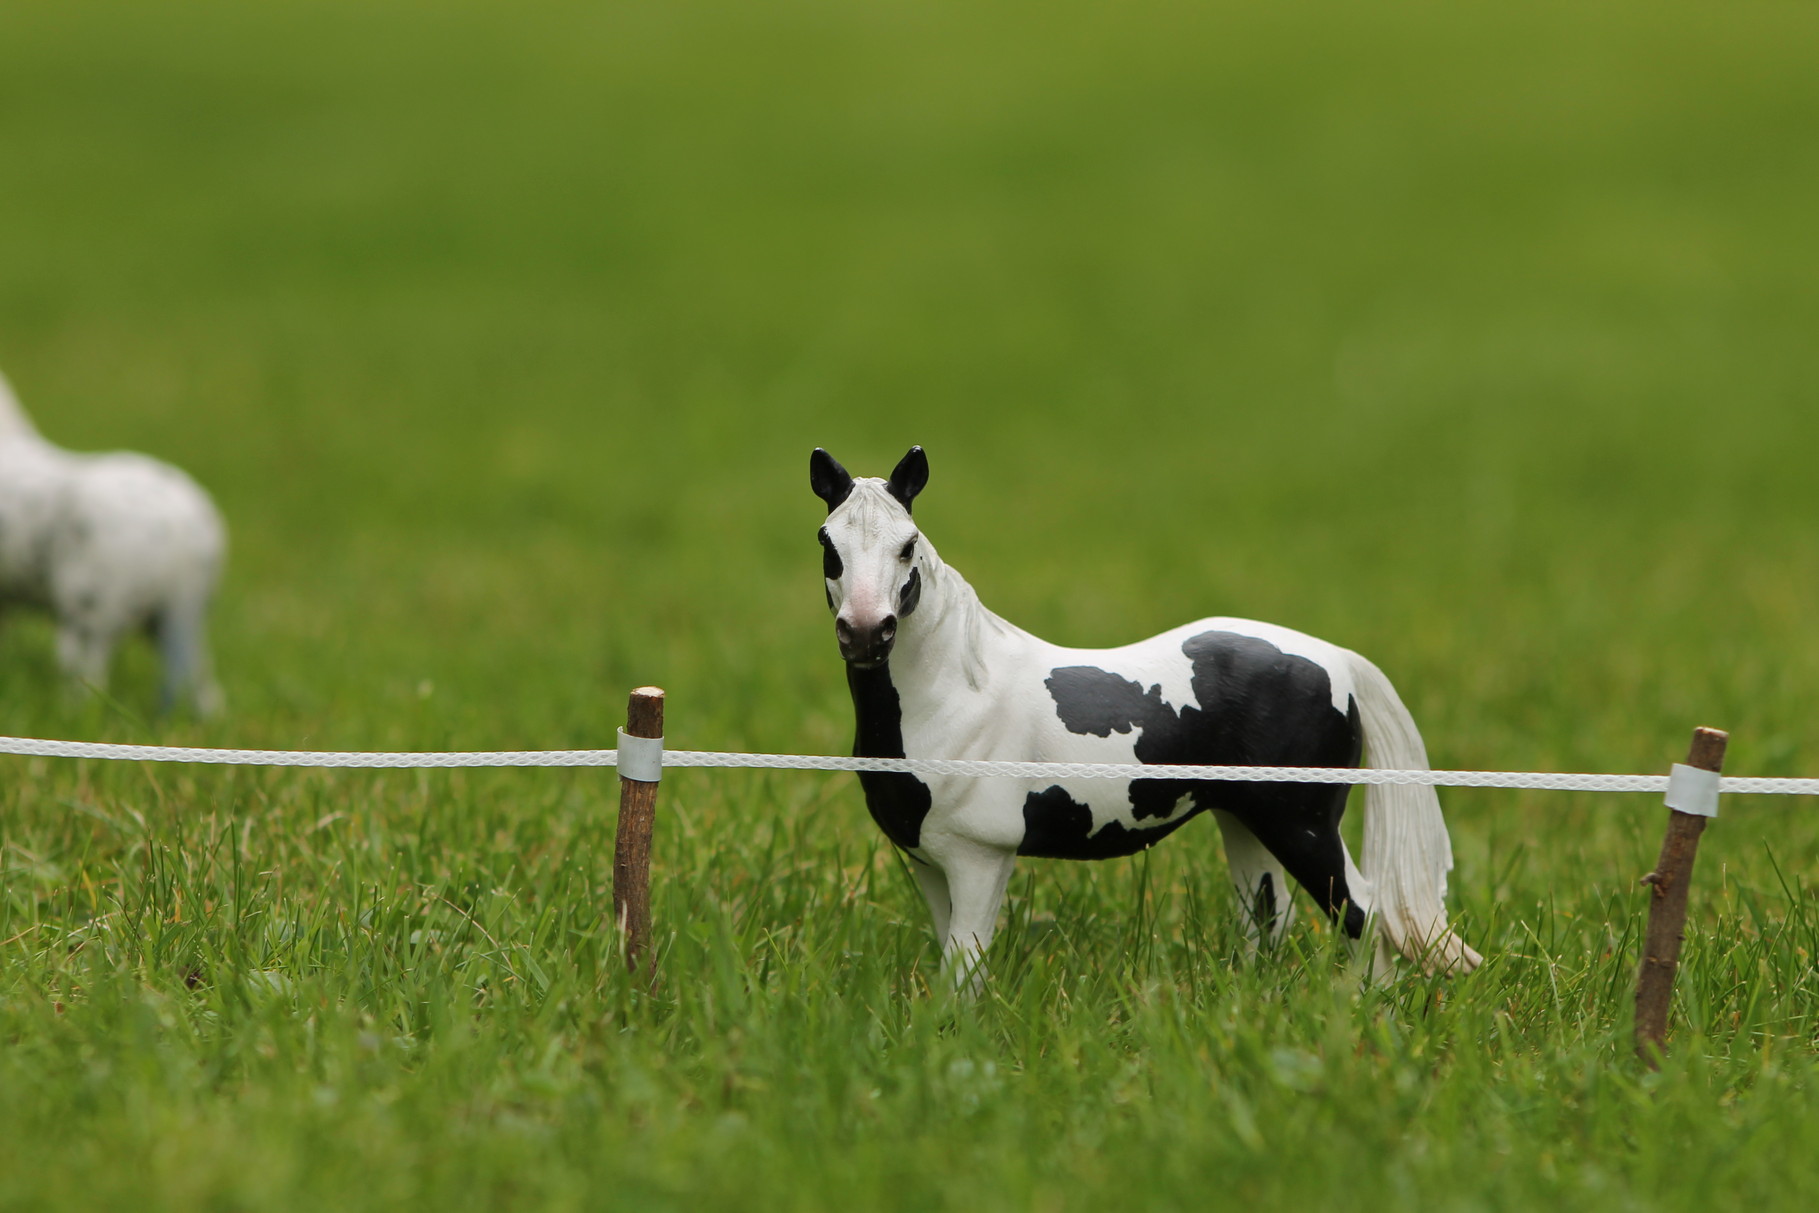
3,1,1818,1209
2,0,1812,764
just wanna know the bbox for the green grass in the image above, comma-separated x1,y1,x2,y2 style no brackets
3,0,1819,1208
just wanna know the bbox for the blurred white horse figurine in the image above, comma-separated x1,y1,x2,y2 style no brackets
0,368,225,713
810,446,1480,989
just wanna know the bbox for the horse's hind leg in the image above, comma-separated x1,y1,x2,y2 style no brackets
156,597,223,715
1232,784,1368,942
1210,810,1295,953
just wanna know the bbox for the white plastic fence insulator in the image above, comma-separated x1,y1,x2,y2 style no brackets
615,729,664,783
1664,762,1723,818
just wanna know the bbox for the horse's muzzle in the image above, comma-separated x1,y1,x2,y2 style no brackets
837,615,897,667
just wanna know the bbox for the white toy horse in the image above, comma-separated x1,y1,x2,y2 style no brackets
810,446,1480,986
0,368,225,713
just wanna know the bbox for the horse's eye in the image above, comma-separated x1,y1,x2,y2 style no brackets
899,537,917,562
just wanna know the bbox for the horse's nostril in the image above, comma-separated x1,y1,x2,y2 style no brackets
880,616,897,642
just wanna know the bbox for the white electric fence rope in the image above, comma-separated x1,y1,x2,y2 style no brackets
1,734,1816,796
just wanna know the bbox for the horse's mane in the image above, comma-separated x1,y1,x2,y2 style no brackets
921,543,1020,691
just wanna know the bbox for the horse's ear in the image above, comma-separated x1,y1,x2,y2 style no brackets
810,448,854,512
887,446,928,512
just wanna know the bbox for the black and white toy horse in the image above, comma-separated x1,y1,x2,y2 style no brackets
811,446,1480,986
0,368,225,712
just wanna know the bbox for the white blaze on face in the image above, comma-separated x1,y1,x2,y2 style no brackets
822,480,921,635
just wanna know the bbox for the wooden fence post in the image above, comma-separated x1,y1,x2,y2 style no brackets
613,686,665,983
1634,726,1727,1066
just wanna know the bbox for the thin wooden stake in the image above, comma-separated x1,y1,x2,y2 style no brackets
1634,726,1727,1066
613,686,665,982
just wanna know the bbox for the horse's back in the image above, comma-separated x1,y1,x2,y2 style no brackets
1027,617,1357,737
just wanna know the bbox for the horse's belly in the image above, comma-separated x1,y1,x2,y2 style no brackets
1016,782,1206,859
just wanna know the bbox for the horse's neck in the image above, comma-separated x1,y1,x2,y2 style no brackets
892,545,1028,699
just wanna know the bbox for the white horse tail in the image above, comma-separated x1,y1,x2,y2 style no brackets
1349,654,1483,973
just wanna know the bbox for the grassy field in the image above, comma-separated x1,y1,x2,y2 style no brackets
3,0,1818,1208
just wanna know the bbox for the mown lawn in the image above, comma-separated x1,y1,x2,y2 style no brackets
3,1,1817,1209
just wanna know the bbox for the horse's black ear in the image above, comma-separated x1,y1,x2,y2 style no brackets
810,448,854,512
887,446,928,512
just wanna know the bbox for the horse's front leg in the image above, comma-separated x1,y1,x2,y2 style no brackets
54,617,118,696
934,845,1017,998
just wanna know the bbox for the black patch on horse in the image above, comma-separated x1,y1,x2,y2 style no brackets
1027,631,1367,935
819,527,843,580
898,566,922,619
846,663,933,851
886,446,928,512
1019,785,1202,859
810,449,855,513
